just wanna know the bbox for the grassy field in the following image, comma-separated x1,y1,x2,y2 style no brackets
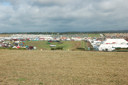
25,41,87,50
0,50,128,85
87,33,100,38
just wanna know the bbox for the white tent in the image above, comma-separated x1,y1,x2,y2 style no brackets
99,39,128,51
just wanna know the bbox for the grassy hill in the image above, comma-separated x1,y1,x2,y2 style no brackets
0,50,128,85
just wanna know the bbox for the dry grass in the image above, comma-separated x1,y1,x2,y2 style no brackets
0,50,128,85
0,34,12,37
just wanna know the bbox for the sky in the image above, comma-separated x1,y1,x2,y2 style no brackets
0,0,128,32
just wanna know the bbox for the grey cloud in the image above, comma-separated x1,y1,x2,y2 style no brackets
0,0,128,32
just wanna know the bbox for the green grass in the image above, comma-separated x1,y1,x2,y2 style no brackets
25,41,87,50
61,41,73,50
87,33,100,37
17,78,27,82
25,41,51,50
82,41,88,50
81,41,86,48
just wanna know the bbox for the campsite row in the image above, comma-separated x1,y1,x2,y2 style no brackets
0,34,91,41
0,34,128,51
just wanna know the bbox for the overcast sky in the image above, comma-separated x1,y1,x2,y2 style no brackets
0,0,128,32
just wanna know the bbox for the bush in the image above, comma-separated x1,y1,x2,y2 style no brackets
116,48,128,50
51,47,63,50
76,48,85,51
114,48,128,52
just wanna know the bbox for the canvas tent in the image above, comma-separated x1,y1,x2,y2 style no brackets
99,39,128,51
